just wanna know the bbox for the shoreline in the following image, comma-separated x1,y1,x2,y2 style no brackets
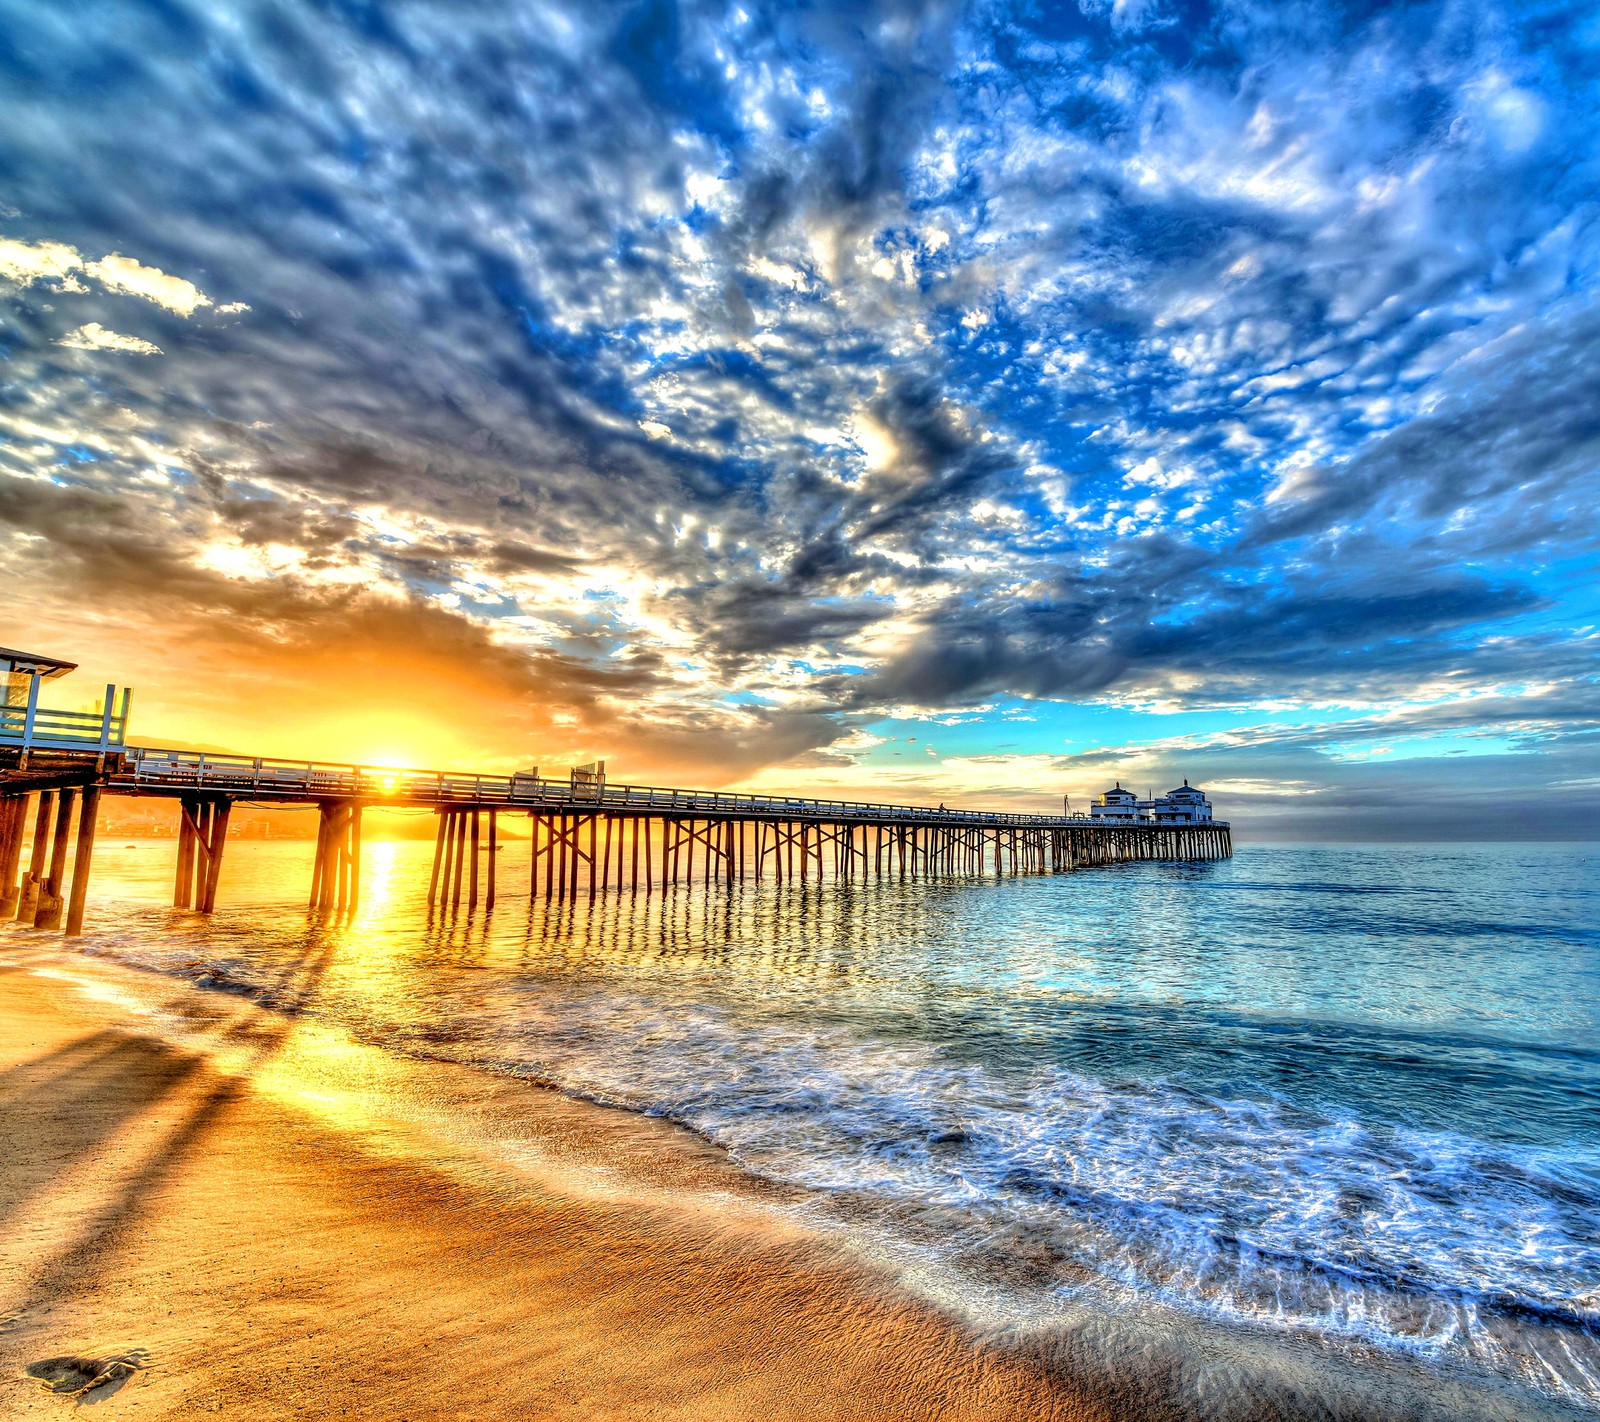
1,940,1582,1421
0,947,1113,1421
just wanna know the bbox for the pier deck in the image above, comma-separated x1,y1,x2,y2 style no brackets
108,747,1210,826
1,658,1230,932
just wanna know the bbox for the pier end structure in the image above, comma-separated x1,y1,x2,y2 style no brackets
0,647,132,932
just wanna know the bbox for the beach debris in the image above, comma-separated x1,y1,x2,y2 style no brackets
24,1349,149,1398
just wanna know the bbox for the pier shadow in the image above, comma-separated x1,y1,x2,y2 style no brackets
0,1031,210,1232
1,933,342,1324
0,1028,130,1091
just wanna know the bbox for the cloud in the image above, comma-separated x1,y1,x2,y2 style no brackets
0,233,224,315
56,323,162,355
0,235,87,291
82,252,211,316
1,0,1597,832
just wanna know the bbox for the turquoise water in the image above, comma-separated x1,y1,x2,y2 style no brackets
26,839,1600,1411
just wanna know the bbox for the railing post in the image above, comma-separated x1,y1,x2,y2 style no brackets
98,683,115,749
22,672,40,749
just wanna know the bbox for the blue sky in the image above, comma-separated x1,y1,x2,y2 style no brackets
1,0,1597,837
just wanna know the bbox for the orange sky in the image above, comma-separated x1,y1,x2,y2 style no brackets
13,590,1090,815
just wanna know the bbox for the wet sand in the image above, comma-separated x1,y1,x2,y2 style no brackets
0,956,1119,1421
0,950,1573,1422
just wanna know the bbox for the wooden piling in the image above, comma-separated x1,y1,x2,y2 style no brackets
307,801,326,909
0,794,27,918
428,810,448,907
353,804,367,908
469,810,481,910
486,809,497,907
451,809,468,909
33,788,75,929
306,802,358,913
199,797,231,913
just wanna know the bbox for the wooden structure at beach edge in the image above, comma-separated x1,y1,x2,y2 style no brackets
1,649,1230,933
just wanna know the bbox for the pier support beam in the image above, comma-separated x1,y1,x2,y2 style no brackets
429,807,499,912
486,809,497,908
16,791,53,922
0,793,29,918
309,800,360,913
175,795,233,911
64,785,101,936
32,788,76,929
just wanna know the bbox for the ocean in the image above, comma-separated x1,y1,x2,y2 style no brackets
10,838,1599,1416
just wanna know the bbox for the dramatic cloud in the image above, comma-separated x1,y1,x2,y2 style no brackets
81,253,213,317
0,236,87,291
1,0,1596,834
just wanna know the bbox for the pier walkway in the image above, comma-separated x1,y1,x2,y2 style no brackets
0,653,1230,932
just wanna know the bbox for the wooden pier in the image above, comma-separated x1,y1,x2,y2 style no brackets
1,651,1231,933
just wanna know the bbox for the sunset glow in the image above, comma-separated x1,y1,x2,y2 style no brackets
3,2,1597,842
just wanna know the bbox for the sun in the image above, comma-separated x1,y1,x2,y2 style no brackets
298,707,471,773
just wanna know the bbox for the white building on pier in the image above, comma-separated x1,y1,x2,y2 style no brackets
1090,779,1214,824
1150,780,1213,824
1089,783,1141,821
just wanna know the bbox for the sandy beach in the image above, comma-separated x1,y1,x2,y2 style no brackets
0,954,1117,1421
2,935,1578,1422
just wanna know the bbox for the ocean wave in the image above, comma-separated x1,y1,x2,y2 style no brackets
355,980,1600,1406
38,841,1600,1412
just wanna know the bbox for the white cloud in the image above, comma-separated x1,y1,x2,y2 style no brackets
57,323,163,355
84,252,211,316
749,256,807,290
0,236,87,291
850,414,899,472
0,233,231,317
828,728,888,756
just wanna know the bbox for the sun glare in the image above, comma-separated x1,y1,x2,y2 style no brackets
293,706,469,772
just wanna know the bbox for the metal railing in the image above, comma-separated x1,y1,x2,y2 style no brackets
112,745,1227,830
1091,811,1216,825
0,684,132,753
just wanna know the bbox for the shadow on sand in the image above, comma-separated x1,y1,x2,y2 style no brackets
2,933,342,1395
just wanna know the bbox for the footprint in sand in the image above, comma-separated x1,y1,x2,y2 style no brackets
24,1350,150,1401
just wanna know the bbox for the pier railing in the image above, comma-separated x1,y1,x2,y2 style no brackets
112,746,1229,829
0,685,132,754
